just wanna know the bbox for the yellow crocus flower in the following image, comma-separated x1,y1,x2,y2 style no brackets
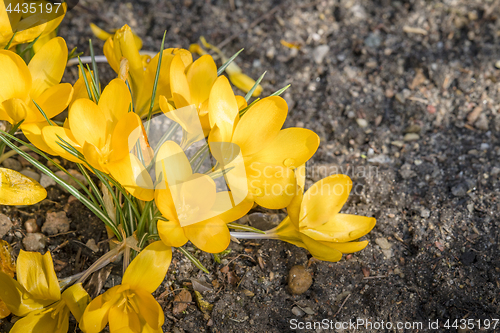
0,37,73,155
103,24,192,118
154,141,250,253
0,0,67,49
41,78,154,201
0,167,46,205
268,174,376,262
80,241,171,333
0,250,90,332
207,76,319,209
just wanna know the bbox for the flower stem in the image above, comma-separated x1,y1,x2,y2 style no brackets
230,232,276,240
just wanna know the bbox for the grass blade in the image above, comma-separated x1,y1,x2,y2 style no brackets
217,48,244,76
32,100,54,125
177,247,209,274
89,39,100,98
227,222,266,234
4,31,17,50
269,84,291,97
244,71,266,102
146,31,167,132
78,57,94,102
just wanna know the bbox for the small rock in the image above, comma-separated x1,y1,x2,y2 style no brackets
356,118,368,128
399,163,416,179
347,111,356,119
25,218,39,233
467,105,482,124
451,183,468,197
173,289,192,315
20,169,40,182
414,159,422,166
361,267,370,277
54,170,88,192
288,265,312,295
0,214,13,238
496,60,500,69
404,124,421,134
368,154,391,164
243,289,255,297
474,113,489,131
312,45,329,64
420,208,430,218
391,140,404,147
403,133,420,141
23,233,46,251
86,239,99,252
375,237,392,250
41,211,70,235
480,143,490,150
364,32,381,48
248,213,280,231
291,306,305,317
1,158,22,171
385,89,394,98
395,92,406,104
491,167,500,176
40,174,56,188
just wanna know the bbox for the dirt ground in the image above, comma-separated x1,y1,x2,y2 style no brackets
2,0,500,332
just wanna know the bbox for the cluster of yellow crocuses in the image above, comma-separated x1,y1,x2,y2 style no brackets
0,13,377,332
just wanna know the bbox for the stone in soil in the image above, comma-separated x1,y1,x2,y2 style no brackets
24,218,39,233
0,214,13,238
1,158,22,171
23,233,46,251
40,173,57,188
41,211,70,235
288,265,313,295
20,169,41,182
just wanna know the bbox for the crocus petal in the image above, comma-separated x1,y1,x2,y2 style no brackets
0,50,31,102
80,293,114,333
110,112,143,162
0,300,10,319
108,306,141,333
0,272,47,316
122,241,172,294
247,161,296,209
113,25,143,84
0,168,47,206
21,122,57,156
322,240,369,254
16,250,60,302
103,38,119,73
83,142,107,173
28,83,74,123
42,125,83,163
28,37,68,99
107,154,155,201
273,216,304,247
183,217,230,253
155,187,178,222
232,96,287,156
61,283,90,323
170,53,191,108
248,128,319,168
2,98,29,123
155,140,192,185
90,23,112,41
69,99,107,149
208,76,238,142
9,308,64,333
213,192,254,223
301,214,376,243
186,55,217,109
287,188,303,228
299,174,352,229
300,234,343,262
98,78,131,126
235,95,247,111
134,289,164,330
157,220,188,247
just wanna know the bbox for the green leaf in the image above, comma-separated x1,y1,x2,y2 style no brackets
177,247,209,274
32,100,54,125
88,39,101,100
227,222,266,234
269,84,291,97
4,31,17,50
238,97,260,117
78,57,94,102
19,34,41,58
244,71,266,102
217,48,244,76
145,31,167,132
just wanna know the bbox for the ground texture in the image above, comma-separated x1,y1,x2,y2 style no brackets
1,0,500,332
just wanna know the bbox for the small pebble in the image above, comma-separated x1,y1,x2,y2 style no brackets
403,133,420,141
41,211,70,235
451,183,468,197
25,219,39,233
0,214,13,238
292,306,305,317
20,169,41,182
312,45,330,64
86,239,99,252
1,158,22,171
356,118,368,128
421,208,430,218
288,265,313,295
375,237,392,250
23,233,46,251
474,114,489,131
40,174,56,188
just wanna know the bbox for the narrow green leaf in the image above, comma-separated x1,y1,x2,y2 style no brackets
78,57,94,102
4,31,17,50
76,164,105,213
89,39,100,98
146,31,167,132
177,247,209,274
19,34,41,58
244,71,266,102
217,48,244,76
238,97,260,117
86,64,100,102
227,222,266,234
32,100,54,125
269,84,291,97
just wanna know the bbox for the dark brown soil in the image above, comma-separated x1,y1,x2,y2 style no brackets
2,0,500,332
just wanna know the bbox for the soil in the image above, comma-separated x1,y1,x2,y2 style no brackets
2,0,500,332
